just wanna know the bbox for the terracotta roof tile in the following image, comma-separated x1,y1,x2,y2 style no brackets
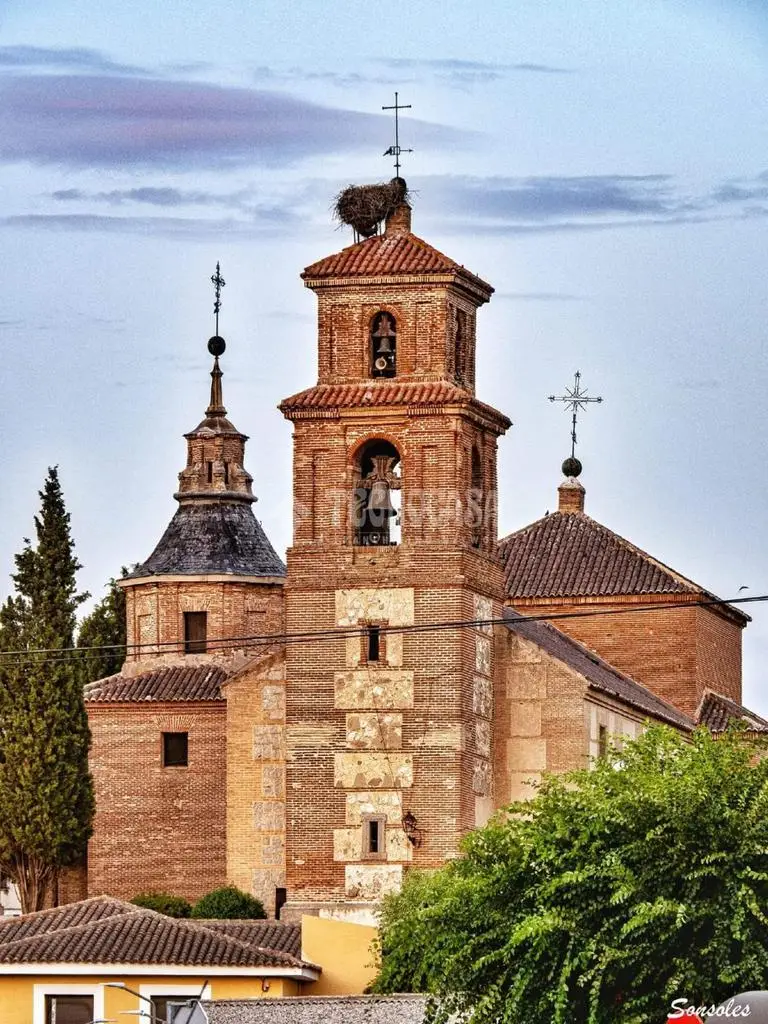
302,232,491,294
504,608,695,731
499,510,749,623
696,690,768,732
84,664,228,703
196,920,302,959
0,895,133,945
280,380,510,430
0,898,315,971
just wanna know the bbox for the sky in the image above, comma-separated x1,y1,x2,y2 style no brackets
1,0,767,711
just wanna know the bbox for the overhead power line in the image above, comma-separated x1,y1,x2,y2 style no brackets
0,591,764,669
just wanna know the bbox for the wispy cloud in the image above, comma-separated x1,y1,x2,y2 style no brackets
0,45,146,76
384,57,573,75
0,76,462,170
0,213,294,238
497,291,585,301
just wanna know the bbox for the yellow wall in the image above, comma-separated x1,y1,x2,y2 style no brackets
301,915,379,995
0,972,300,1023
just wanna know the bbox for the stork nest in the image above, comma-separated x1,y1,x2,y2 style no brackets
334,178,409,238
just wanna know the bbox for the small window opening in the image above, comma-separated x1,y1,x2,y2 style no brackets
223,461,230,486
598,724,608,758
470,447,484,548
454,311,464,384
371,311,397,378
184,611,208,654
163,731,189,768
275,886,287,919
362,815,386,859
367,625,380,662
353,439,401,546
206,461,213,483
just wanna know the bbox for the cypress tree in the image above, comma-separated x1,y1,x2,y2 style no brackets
77,570,129,683
0,467,94,912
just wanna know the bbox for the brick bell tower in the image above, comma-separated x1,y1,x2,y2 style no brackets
280,185,510,919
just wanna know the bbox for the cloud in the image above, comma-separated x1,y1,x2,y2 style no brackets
0,213,293,238
383,57,573,75
0,76,463,169
0,45,146,76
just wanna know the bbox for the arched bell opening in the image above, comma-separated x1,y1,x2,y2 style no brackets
370,311,397,378
352,439,402,546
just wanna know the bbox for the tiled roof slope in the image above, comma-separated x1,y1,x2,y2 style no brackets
503,608,695,731
696,690,768,732
0,896,129,945
499,510,749,623
128,502,286,579
203,995,430,1024
280,380,511,430
84,664,228,703
0,897,313,970
302,231,491,292
199,920,302,959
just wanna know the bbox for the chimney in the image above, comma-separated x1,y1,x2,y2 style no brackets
558,477,585,514
385,202,411,237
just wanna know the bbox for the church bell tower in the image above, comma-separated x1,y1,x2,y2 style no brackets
280,186,510,918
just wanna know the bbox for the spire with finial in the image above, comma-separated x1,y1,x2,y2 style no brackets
207,263,227,416
548,371,603,513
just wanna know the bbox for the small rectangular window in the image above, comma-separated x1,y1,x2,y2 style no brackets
163,732,189,768
598,724,608,758
362,815,386,860
275,886,287,919
46,995,94,1024
206,461,213,483
223,461,230,486
184,611,207,654
367,625,380,662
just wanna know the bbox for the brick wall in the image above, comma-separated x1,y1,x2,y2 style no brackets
87,702,227,902
508,596,743,717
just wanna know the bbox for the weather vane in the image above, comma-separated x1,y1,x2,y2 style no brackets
382,92,413,177
548,371,603,466
211,261,226,336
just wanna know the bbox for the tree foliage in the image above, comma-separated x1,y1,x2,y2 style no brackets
191,885,266,920
131,892,192,918
374,726,768,1024
0,468,94,913
77,569,129,683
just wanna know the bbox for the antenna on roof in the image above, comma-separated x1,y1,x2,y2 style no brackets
382,92,413,178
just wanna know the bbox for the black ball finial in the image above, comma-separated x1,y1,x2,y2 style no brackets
208,335,226,357
562,456,583,478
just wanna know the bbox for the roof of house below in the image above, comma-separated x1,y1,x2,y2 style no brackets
0,897,314,973
84,663,229,703
696,690,768,732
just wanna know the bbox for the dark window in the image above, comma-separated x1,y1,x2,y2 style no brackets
598,724,608,758
371,311,396,378
354,439,401,546
163,732,189,768
362,815,387,860
223,461,229,486
184,611,207,654
275,886,287,920
206,461,213,483
45,995,94,1024
454,310,464,383
367,625,380,662
152,996,200,1024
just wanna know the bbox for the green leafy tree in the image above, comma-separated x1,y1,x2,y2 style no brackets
191,885,266,919
374,726,768,1024
0,467,94,913
77,569,129,683
131,892,192,918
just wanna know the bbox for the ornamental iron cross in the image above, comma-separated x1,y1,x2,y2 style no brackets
211,262,226,335
548,371,603,458
382,92,413,177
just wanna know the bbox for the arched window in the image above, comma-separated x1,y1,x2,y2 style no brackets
352,439,401,546
454,311,464,384
371,312,397,378
470,446,483,548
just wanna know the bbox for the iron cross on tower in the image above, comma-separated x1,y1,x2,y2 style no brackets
211,261,226,336
548,371,603,472
382,92,413,177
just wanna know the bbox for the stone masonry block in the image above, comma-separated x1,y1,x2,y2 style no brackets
334,752,413,790
334,671,414,710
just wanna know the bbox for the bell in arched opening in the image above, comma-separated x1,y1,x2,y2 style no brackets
354,442,401,546
371,312,397,378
